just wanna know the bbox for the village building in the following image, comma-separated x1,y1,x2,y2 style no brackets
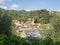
13,18,42,38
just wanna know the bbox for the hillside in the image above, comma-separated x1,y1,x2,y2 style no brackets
0,8,60,45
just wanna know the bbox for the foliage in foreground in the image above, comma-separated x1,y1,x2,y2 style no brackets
0,34,60,45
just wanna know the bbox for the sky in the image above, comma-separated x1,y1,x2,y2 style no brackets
0,0,60,11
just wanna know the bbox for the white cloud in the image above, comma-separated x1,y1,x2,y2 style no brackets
26,9,31,11
56,10,60,12
10,4,19,10
0,4,19,10
0,0,12,4
0,6,8,9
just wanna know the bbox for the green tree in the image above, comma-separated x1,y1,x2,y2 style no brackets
50,15,60,41
0,11,12,36
54,41,60,45
0,34,7,45
43,36,54,45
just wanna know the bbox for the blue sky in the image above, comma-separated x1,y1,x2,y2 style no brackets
0,0,60,11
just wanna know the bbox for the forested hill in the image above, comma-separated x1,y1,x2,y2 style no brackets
0,8,60,45
0,8,57,23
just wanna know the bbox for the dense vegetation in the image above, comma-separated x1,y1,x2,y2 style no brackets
0,8,60,45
